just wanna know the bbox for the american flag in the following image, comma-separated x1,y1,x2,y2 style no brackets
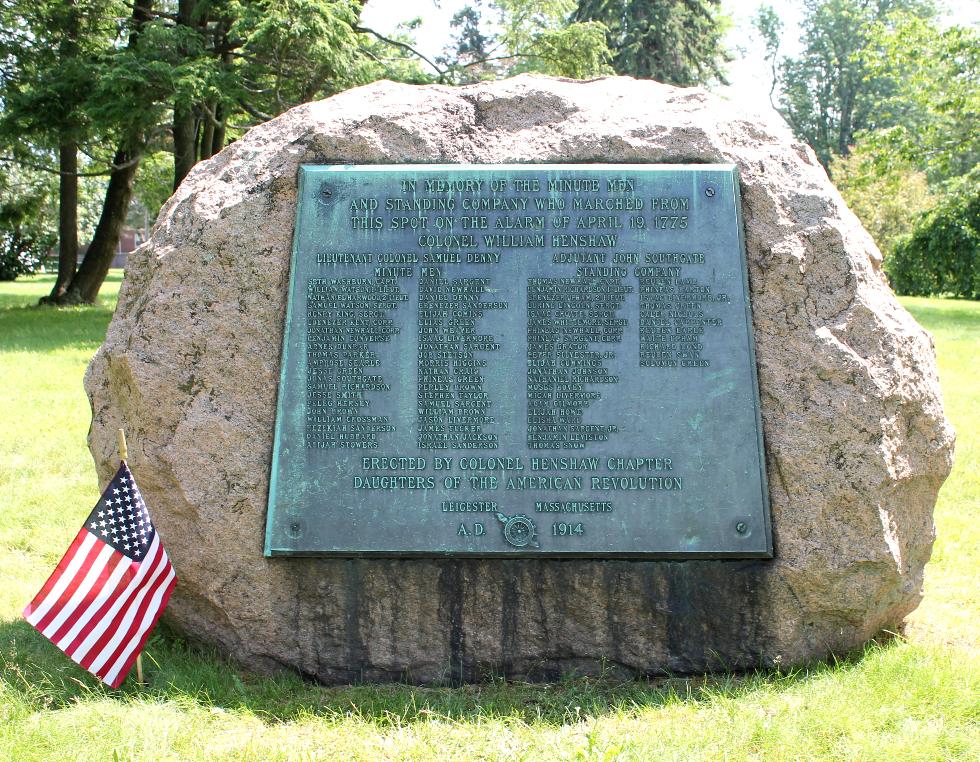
23,462,176,688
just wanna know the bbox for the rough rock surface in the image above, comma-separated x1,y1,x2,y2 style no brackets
85,75,954,683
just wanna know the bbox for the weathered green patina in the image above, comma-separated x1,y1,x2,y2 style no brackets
265,164,771,557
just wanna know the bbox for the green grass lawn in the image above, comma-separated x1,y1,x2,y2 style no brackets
1,274,977,761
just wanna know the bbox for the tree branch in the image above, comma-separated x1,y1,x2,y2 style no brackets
459,52,545,69
355,25,446,81
0,154,140,177
237,99,274,123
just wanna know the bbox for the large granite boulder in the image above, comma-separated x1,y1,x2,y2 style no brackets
85,75,954,683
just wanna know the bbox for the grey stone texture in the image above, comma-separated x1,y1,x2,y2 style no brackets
85,75,954,683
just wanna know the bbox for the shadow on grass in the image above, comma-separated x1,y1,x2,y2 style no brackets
0,618,885,728
901,296,980,336
0,272,122,302
0,271,119,351
0,301,117,352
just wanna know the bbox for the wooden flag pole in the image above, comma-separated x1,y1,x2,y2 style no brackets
117,428,128,462
117,428,145,686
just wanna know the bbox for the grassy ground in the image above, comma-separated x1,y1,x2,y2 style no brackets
0,274,977,761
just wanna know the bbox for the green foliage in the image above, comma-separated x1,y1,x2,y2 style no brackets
232,0,365,110
0,159,104,281
777,2,980,304
776,0,935,169
152,0,429,133
0,0,433,302
0,169,56,281
130,152,175,221
575,0,731,85
0,0,123,147
498,0,612,79
439,4,495,81
831,142,934,255
861,13,980,184
439,0,613,83
530,20,611,78
886,169,980,299
76,175,108,245
82,22,187,149
448,6,490,63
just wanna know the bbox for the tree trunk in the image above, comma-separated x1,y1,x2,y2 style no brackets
199,100,216,161
45,142,79,302
44,0,154,304
838,71,854,158
61,147,141,304
173,102,197,190
42,0,80,304
211,100,226,156
172,0,201,189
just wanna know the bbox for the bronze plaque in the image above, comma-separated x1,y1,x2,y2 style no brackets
265,164,771,557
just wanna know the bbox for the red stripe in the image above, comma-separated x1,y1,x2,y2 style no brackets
49,549,128,645
33,536,105,632
94,556,174,682
77,546,169,671
63,544,154,659
23,529,88,619
106,573,177,688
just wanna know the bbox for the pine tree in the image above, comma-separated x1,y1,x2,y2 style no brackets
574,0,730,85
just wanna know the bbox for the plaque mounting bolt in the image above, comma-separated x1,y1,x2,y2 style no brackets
704,186,716,198
735,521,748,534
316,184,334,205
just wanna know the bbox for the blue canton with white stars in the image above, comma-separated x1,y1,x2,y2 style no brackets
85,463,156,560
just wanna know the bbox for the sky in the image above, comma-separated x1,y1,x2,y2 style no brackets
359,0,978,117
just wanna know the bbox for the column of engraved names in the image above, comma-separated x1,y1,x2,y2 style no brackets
637,254,729,369
417,268,506,450
526,273,631,450
306,276,407,448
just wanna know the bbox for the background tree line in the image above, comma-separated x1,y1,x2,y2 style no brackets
756,0,978,298
1,1,974,299
0,0,423,300
0,0,730,301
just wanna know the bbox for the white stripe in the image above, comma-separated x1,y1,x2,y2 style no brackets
40,543,116,638
25,533,98,626
70,536,162,661
87,547,171,672
56,554,132,651
102,567,176,685
87,548,172,674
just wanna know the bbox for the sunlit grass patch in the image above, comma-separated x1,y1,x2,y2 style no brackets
0,276,976,760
